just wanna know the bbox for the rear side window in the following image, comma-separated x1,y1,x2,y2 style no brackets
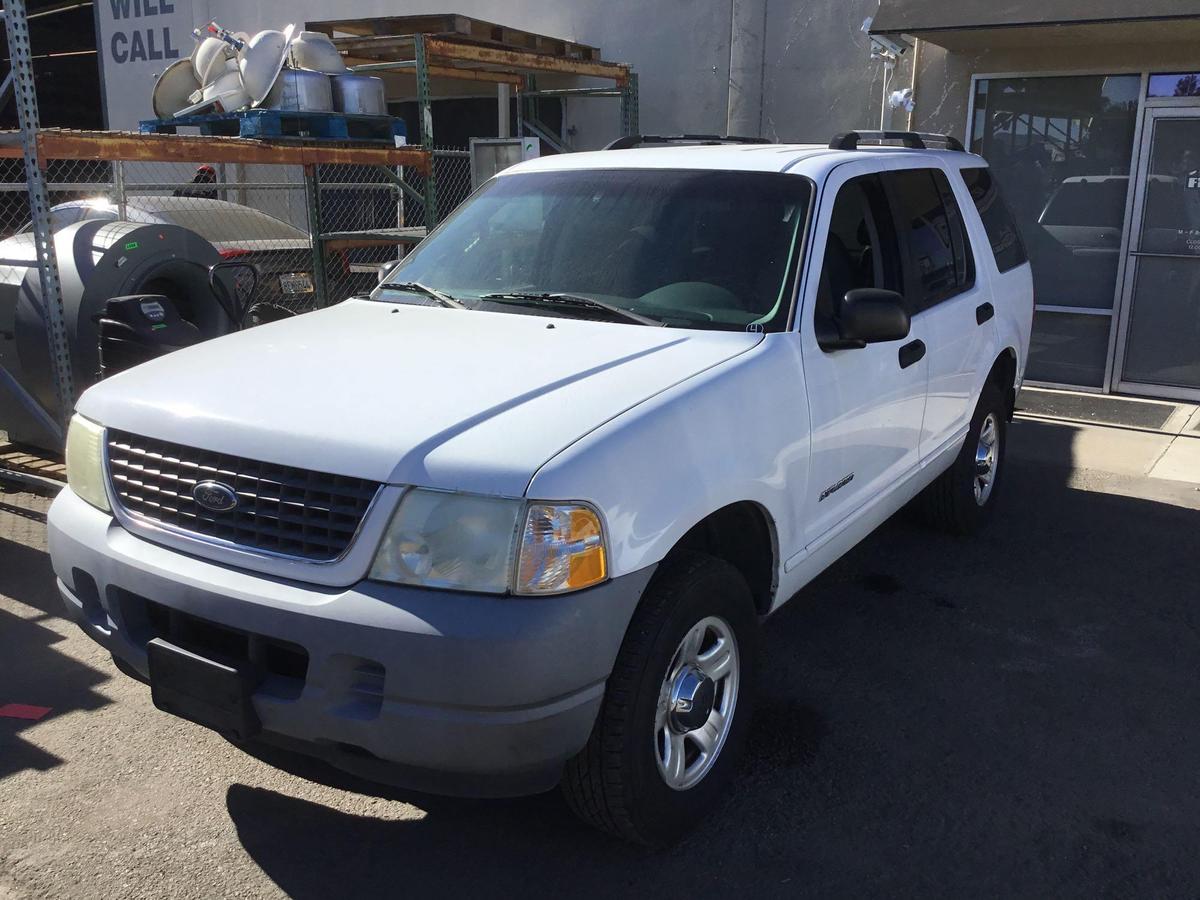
960,166,1028,273
889,168,975,311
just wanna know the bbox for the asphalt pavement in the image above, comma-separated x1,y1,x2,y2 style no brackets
2,418,1200,899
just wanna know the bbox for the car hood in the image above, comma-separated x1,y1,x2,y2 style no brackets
78,299,763,495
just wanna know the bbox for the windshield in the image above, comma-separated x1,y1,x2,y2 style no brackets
383,168,812,331
1039,179,1128,229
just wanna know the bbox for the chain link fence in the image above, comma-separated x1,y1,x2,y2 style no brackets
0,147,473,319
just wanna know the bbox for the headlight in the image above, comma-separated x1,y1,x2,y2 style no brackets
370,489,523,593
370,490,608,596
65,414,111,513
515,504,607,595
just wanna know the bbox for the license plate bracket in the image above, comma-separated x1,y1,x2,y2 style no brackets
148,638,263,741
279,272,314,294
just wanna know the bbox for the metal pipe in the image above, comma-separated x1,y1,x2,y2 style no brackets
349,60,417,72
906,38,922,132
725,0,767,138
523,88,622,98
497,83,511,138
113,160,127,220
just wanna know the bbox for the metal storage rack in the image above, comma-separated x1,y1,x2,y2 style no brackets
0,0,432,492
307,14,638,224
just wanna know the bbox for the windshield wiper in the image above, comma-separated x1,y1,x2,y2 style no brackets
480,292,660,326
381,281,466,310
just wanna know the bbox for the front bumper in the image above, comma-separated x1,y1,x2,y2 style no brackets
47,488,655,797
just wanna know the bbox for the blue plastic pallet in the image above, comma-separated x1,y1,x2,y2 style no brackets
140,109,407,144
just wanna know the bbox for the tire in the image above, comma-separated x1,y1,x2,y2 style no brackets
561,552,759,846
916,381,1008,536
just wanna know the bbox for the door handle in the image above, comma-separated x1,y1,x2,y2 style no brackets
976,302,995,325
898,339,925,369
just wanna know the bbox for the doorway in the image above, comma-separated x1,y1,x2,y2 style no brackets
1115,105,1200,400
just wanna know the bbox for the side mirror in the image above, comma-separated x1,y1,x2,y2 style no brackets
377,259,402,284
821,288,910,350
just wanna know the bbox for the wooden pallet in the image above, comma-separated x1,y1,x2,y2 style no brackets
309,13,602,61
0,442,66,490
140,110,407,145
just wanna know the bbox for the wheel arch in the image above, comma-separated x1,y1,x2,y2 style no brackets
986,347,1019,420
659,500,779,616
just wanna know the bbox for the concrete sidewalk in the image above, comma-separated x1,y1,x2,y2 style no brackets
1011,408,1200,509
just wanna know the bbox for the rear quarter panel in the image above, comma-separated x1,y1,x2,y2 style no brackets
949,160,1034,391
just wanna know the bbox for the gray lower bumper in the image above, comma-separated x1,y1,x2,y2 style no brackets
47,488,655,797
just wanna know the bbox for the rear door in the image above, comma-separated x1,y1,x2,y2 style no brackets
886,165,996,459
798,162,929,546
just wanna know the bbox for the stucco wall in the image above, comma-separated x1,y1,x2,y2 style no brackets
760,0,893,142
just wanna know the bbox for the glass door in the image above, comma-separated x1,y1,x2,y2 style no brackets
1116,108,1200,400
968,74,1141,389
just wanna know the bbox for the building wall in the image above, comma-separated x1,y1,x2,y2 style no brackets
98,0,901,146
760,0,893,142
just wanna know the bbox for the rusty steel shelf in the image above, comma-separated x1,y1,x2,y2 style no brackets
0,129,432,171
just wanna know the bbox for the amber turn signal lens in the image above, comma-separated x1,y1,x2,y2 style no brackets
516,503,607,595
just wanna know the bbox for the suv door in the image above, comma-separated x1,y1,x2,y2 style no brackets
798,164,929,547
887,165,997,459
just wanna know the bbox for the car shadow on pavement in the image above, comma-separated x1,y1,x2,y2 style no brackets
0,531,63,616
224,425,1200,898
0,537,113,781
0,578,112,782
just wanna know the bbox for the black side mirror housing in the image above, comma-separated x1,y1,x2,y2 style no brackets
820,288,910,350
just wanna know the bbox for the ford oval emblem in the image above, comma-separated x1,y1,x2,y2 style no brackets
192,480,239,513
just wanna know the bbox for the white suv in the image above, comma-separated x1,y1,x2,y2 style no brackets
48,131,1032,846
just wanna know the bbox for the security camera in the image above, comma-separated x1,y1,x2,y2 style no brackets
861,17,911,57
870,33,911,57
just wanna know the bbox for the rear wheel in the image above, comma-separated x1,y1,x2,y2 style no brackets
916,382,1008,535
561,553,758,846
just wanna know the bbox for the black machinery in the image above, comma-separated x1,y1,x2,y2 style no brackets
0,219,278,452
96,258,263,379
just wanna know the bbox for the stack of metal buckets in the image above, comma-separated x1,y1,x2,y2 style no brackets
151,23,388,119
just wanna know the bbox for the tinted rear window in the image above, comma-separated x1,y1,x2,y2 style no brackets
961,166,1028,273
890,168,974,309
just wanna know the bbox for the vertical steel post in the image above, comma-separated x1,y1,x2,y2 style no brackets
414,33,437,226
113,159,128,219
303,163,329,307
497,83,511,138
4,0,73,433
620,72,640,137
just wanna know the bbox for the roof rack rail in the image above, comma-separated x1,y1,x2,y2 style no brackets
603,134,771,150
828,130,965,152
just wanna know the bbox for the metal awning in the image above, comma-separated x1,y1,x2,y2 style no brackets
870,0,1200,50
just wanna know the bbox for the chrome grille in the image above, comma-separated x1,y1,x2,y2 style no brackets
106,429,380,562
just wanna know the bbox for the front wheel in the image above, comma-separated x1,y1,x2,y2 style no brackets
561,553,759,846
916,382,1008,535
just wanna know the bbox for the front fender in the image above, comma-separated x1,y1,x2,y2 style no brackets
526,335,811,593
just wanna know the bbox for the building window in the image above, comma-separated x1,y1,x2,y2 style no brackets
1148,73,1200,98
969,74,1141,387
